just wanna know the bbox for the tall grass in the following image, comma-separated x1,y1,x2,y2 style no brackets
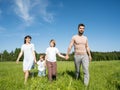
0,60,120,90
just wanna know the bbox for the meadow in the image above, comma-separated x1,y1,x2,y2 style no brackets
0,60,120,90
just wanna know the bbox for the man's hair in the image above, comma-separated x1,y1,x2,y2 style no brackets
50,39,56,47
78,23,85,30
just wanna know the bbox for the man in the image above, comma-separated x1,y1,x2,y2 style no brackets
66,23,92,86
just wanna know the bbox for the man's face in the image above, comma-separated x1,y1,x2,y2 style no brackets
78,26,85,35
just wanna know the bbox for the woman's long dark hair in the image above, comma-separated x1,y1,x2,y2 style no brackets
24,35,32,44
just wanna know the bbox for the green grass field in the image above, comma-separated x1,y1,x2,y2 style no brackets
0,60,120,90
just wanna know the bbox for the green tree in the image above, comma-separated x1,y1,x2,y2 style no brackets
2,50,9,61
14,48,23,61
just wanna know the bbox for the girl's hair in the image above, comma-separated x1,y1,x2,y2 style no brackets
24,35,32,44
40,55,45,60
50,39,56,47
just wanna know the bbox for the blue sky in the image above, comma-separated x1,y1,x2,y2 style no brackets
0,0,120,53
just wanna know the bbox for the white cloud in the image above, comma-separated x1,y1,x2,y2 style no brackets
36,0,54,23
14,0,33,25
31,0,54,23
14,0,54,25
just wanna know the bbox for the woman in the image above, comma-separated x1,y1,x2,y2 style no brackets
16,35,36,84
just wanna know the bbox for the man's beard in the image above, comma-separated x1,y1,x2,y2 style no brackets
78,31,84,36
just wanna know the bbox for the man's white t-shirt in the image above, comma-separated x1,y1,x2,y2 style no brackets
46,47,59,62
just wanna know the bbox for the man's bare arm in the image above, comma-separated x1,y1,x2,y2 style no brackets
86,40,92,61
67,39,74,55
66,38,74,60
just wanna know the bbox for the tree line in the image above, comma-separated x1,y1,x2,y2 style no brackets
0,48,120,62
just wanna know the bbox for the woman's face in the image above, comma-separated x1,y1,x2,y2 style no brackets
50,42,54,47
25,37,31,43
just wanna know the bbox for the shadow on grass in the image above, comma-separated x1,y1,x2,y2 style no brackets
57,70,75,79
29,71,38,78
66,70,76,79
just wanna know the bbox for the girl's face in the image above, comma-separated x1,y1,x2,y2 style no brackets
25,37,31,43
40,56,43,60
50,42,54,47
40,58,43,60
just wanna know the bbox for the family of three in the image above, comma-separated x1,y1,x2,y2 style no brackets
16,23,92,86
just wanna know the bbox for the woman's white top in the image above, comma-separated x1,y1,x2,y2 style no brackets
21,43,35,71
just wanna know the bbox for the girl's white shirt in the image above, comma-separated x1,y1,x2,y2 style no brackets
37,60,46,71
46,47,59,62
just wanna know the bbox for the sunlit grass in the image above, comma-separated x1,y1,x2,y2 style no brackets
0,60,120,90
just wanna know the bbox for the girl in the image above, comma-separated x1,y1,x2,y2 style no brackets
45,39,65,81
37,55,46,77
16,35,36,84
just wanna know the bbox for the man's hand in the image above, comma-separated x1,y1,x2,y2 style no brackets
89,55,92,61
